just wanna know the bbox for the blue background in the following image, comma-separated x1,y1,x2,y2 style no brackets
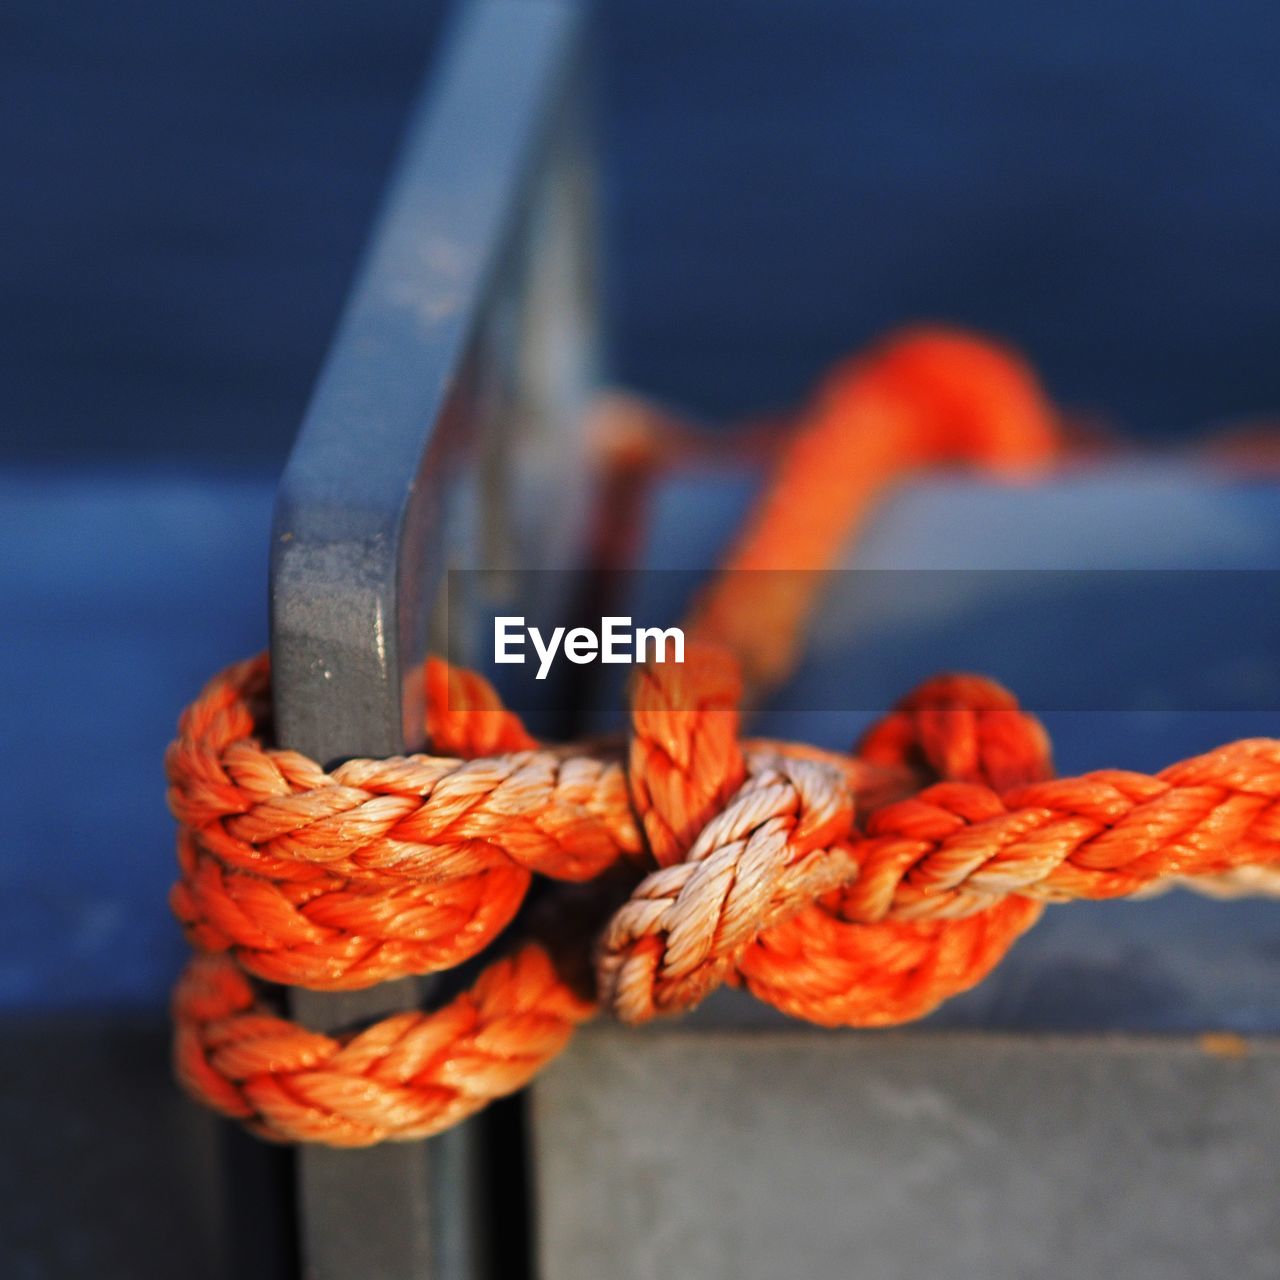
7,0,1280,464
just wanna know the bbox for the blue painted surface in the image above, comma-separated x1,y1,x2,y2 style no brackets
0,471,272,1010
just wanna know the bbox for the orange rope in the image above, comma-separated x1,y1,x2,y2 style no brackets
168,327,1280,1145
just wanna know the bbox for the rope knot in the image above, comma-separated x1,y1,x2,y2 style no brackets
857,672,1054,790
599,750,859,1022
166,327,1280,1145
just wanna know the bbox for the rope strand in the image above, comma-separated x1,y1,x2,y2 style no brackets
169,327,1280,1145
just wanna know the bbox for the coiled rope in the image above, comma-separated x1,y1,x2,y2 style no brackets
168,328,1280,1146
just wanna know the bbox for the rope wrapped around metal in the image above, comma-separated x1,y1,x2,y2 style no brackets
168,328,1280,1146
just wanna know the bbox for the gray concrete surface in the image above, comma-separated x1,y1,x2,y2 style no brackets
533,1028,1280,1280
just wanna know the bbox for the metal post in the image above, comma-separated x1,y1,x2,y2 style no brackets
269,2,595,1275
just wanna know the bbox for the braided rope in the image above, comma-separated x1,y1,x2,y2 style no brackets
169,328,1280,1144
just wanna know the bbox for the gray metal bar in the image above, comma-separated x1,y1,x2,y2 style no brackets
269,2,593,1277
